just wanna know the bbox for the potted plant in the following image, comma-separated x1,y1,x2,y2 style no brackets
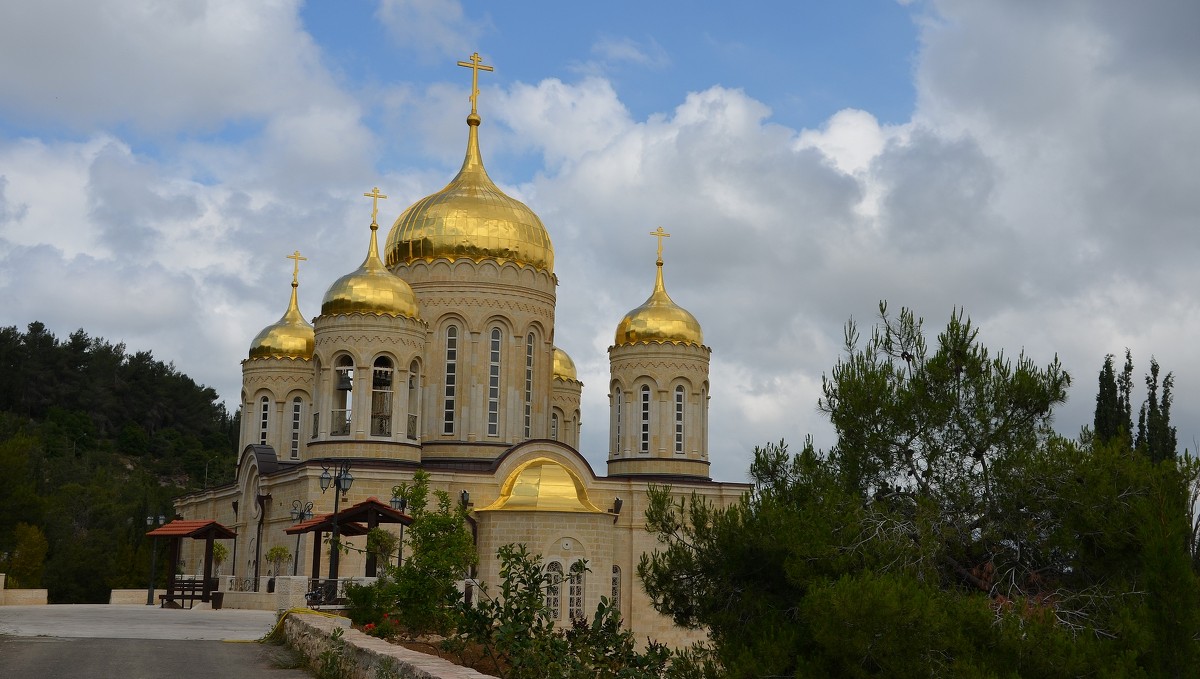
212,542,228,576
265,545,291,593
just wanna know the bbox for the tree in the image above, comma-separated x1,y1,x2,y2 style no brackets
1,522,49,588
1136,358,1177,463
640,304,1198,677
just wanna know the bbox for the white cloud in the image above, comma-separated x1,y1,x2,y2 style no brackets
0,0,347,133
376,0,486,60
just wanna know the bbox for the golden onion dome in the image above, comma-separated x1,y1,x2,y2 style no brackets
384,112,554,273
249,252,315,360
552,346,578,381
615,256,703,347
321,202,420,318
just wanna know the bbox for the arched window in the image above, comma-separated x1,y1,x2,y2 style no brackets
545,561,563,619
488,328,502,437
443,326,458,435
701,385,709,458
371,356,394,437
407,360,420,440
290,397,302,459
613,387,622,456
523,333,534,439
675,386,686,455
639,386,651,454
568,562,585,620
551,412,559,441
612,565,621,619
259,396,270,445
332,355,354,436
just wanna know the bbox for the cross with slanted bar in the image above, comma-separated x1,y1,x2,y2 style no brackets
457,52,494,115
363,187,388,225
650,226,671,263
287,250,306,285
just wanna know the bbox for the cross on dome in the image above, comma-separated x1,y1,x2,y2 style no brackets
287,250,307,287
457,51,493,115
650,226,671,264
363,187,388,227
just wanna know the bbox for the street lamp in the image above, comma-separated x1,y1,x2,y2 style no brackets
319,461,354,593
290,500,314,576
389,490,408,567
145,512,167,605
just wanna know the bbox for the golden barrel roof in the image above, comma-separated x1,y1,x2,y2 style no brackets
384,114,554,273
249,253,315,360
322,211,420,319
479,458,604,513
614,260,704,347
552,346,578,381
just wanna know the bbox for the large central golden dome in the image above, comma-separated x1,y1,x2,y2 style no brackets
385,113,553,272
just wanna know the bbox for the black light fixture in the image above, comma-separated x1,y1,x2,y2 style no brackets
389,495,408,513
320,461,354,587
319,468,333,492
612,497,623,524
460,489,470,507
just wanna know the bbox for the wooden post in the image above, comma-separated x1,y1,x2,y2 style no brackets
202,533,215,602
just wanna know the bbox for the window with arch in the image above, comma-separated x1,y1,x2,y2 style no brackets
259,396,270,445
573,410,581,443
443,326,458,435
675,385,686,455
613,387,622,456
407,360,420,440
545,561,563,619
701,385,709,458
487,328,502,437
568,562,585,620
551,412,559,441
639,385,651,454
611,565,621,619
290,397,302,459
371,356,394,437
523,333,534,438
332,355,354,436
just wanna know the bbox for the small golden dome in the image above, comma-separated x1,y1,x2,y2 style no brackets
249,252,315,360
384,114,554,273
615,259,703,347
322,215,420,318
552,346,577,381
479,458,604,513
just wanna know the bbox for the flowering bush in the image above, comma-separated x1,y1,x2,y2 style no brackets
363,613,401,639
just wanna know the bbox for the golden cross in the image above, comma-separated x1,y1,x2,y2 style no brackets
287,250,307,285
650,226,671,262
456,51,494,115
363,186,388,225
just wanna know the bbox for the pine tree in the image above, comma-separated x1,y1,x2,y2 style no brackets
1094,354,1120,444
1136,358,1177,463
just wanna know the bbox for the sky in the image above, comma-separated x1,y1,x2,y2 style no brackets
1,0,1198,482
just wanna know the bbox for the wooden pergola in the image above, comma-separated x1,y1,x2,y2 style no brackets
285,497,412,579
146,519,236,606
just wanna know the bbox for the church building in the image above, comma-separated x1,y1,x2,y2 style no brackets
174,53,747,647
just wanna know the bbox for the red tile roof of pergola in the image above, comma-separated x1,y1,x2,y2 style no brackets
284,497,411,535
146,519,236,539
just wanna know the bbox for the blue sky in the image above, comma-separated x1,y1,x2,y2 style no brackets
2,0,1199,481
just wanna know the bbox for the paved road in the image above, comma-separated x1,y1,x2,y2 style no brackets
0,605,315,678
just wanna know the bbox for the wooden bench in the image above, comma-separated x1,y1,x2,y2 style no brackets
159,579,210,609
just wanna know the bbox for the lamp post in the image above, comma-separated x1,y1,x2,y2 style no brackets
204,456,219,489
290,500,313,576
319,461,354,592
145,512,166,605
389,491,407,567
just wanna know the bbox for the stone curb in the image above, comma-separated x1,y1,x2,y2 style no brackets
283,611,497,679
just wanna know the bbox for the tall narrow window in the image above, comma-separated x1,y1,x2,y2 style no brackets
639,386,651,454
613,387,622,456
568,564,585,620
371,357,394,437
612,566,621,619
488,328,501,437
332,356,353,436
523,333,534,438
290,397,302,459
675,386,685,455
443,326,458,435
407,360,420,440
551,413,559,441
545,561,563,619
259,396,270,445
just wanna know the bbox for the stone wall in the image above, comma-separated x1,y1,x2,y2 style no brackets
0,573,48,606
283,610,496,679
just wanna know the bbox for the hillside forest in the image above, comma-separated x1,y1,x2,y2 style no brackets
0,322,237,602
